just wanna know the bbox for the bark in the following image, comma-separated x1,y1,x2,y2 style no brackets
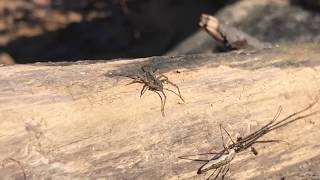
199,14,271,50
1,43,320,179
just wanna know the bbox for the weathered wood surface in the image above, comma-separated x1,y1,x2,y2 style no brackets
1,44,320,179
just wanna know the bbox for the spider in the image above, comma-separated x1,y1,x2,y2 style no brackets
178,97,319,179
126,65,185,116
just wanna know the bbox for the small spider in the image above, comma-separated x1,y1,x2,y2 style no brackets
126,65,185,116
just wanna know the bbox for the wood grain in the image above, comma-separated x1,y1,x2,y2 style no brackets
1,43,320,179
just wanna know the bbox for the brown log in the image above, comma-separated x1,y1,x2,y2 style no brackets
1,43,320,179
199,14,271,50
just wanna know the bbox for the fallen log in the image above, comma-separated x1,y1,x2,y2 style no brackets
0,43,320,179
199,14,272,50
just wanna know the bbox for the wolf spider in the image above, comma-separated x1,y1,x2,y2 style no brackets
126,65,184,117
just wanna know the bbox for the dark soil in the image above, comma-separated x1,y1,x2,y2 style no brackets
0,0,234,63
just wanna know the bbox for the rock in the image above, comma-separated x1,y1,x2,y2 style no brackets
0,52,15,65
168,0,320,55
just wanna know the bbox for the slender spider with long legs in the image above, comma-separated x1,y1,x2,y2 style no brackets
179,97,319,179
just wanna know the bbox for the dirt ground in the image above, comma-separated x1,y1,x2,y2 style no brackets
0,0,228,63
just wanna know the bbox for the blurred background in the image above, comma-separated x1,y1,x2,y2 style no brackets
0,0,319,64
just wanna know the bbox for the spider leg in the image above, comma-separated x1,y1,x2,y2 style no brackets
178,152,221,162
220,162,231,180
155,91,165,117
249,139,289,156
212,166,223,180
126,75,144,85
240,137,285,153
237,106,283,144
159,74,185,102
161,91,167,116
178,157,209,162
219,124,228,152
164,88,185,102
126,73,147,85
247,139,290,156
126,79,142,85
206,168,219,180
158,73,168,80
254,139,288,144
269,98,319,131
220,124,236,145
140,84,148,97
